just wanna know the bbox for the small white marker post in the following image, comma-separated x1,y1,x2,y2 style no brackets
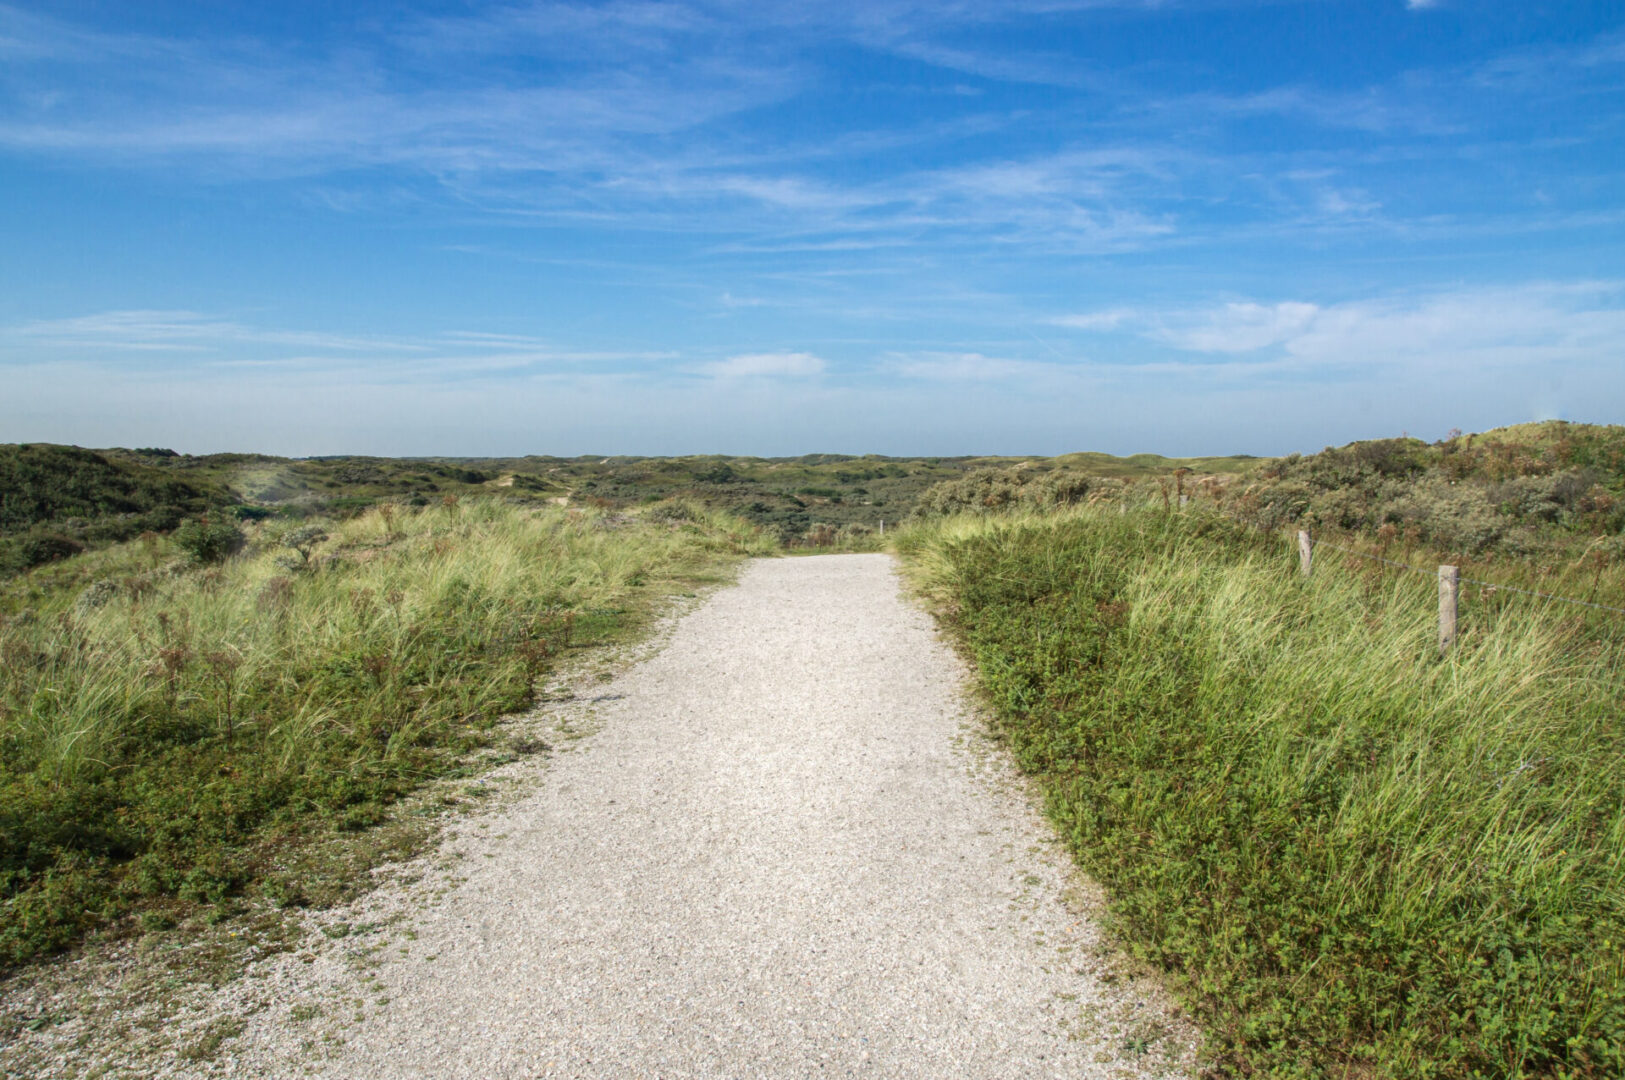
1298,530,1313,578
1439,564,1460,653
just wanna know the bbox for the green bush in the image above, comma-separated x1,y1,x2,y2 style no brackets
170,517,246,565
910,467,1112,519
277,525,329,570
643,499,703,524
17,533,86,568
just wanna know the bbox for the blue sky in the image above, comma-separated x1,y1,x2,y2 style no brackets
1,1,1622,456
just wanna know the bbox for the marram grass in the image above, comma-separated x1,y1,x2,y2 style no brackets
896,506,1625,1078
0,499,773,968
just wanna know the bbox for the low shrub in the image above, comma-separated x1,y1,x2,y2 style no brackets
643,499,704,524
17,533,86,569
910,467,1114,519
277,525,329,570
170,517,246,565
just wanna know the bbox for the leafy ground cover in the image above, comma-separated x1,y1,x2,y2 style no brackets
0,498,772,970
898,506,1625,1078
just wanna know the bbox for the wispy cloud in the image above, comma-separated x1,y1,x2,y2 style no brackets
696,351,826,377
1154,301,1322,354
1052,282,1625,375
1153,84,1454,136
0,309,679,377
4,284,1620,457
1048,307,1135,331
885,351,1068,381
12,310,428,353
0,5,798,179
3,1,1619,260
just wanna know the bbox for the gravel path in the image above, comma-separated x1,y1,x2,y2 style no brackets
200,554,1198,1078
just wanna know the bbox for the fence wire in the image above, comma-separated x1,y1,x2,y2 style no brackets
1308,538,1625,616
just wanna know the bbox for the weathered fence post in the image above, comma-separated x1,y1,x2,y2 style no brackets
878,519,884,537
1298,531,1313,577
1438,564,1460,653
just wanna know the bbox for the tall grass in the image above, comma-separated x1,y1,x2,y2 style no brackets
897,507,1625,1078
0,499,773,968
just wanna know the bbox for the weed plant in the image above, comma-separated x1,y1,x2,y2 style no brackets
897,506,1625,1078
0,499,772,969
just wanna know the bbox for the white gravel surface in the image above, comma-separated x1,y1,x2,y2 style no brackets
151,554,1198,1078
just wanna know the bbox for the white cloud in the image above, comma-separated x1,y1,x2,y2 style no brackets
1053,282,1625,377
697,351,825,377
10,310,426,353
1155,301,1322,353
885,351,1063,381
1316,187,1381,216
1277,283,1625,368
0,309,677,377
1048,307,1137,331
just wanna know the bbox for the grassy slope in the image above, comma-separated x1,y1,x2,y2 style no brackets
0,445,227,532
906,422,1625,609
897,507,1625,1078
0,445,234,572
12,420,1620,562
1235,422,1625,557
0,499,773,970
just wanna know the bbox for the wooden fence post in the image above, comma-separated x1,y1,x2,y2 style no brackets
878,519,884,537
1298,531,1313,577
1438,564,1459,653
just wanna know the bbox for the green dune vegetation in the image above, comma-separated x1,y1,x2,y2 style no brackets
910,422,1625,608
896,421,1625,1078
0,498,773,968
0,442,1266,583
0,444,231,575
